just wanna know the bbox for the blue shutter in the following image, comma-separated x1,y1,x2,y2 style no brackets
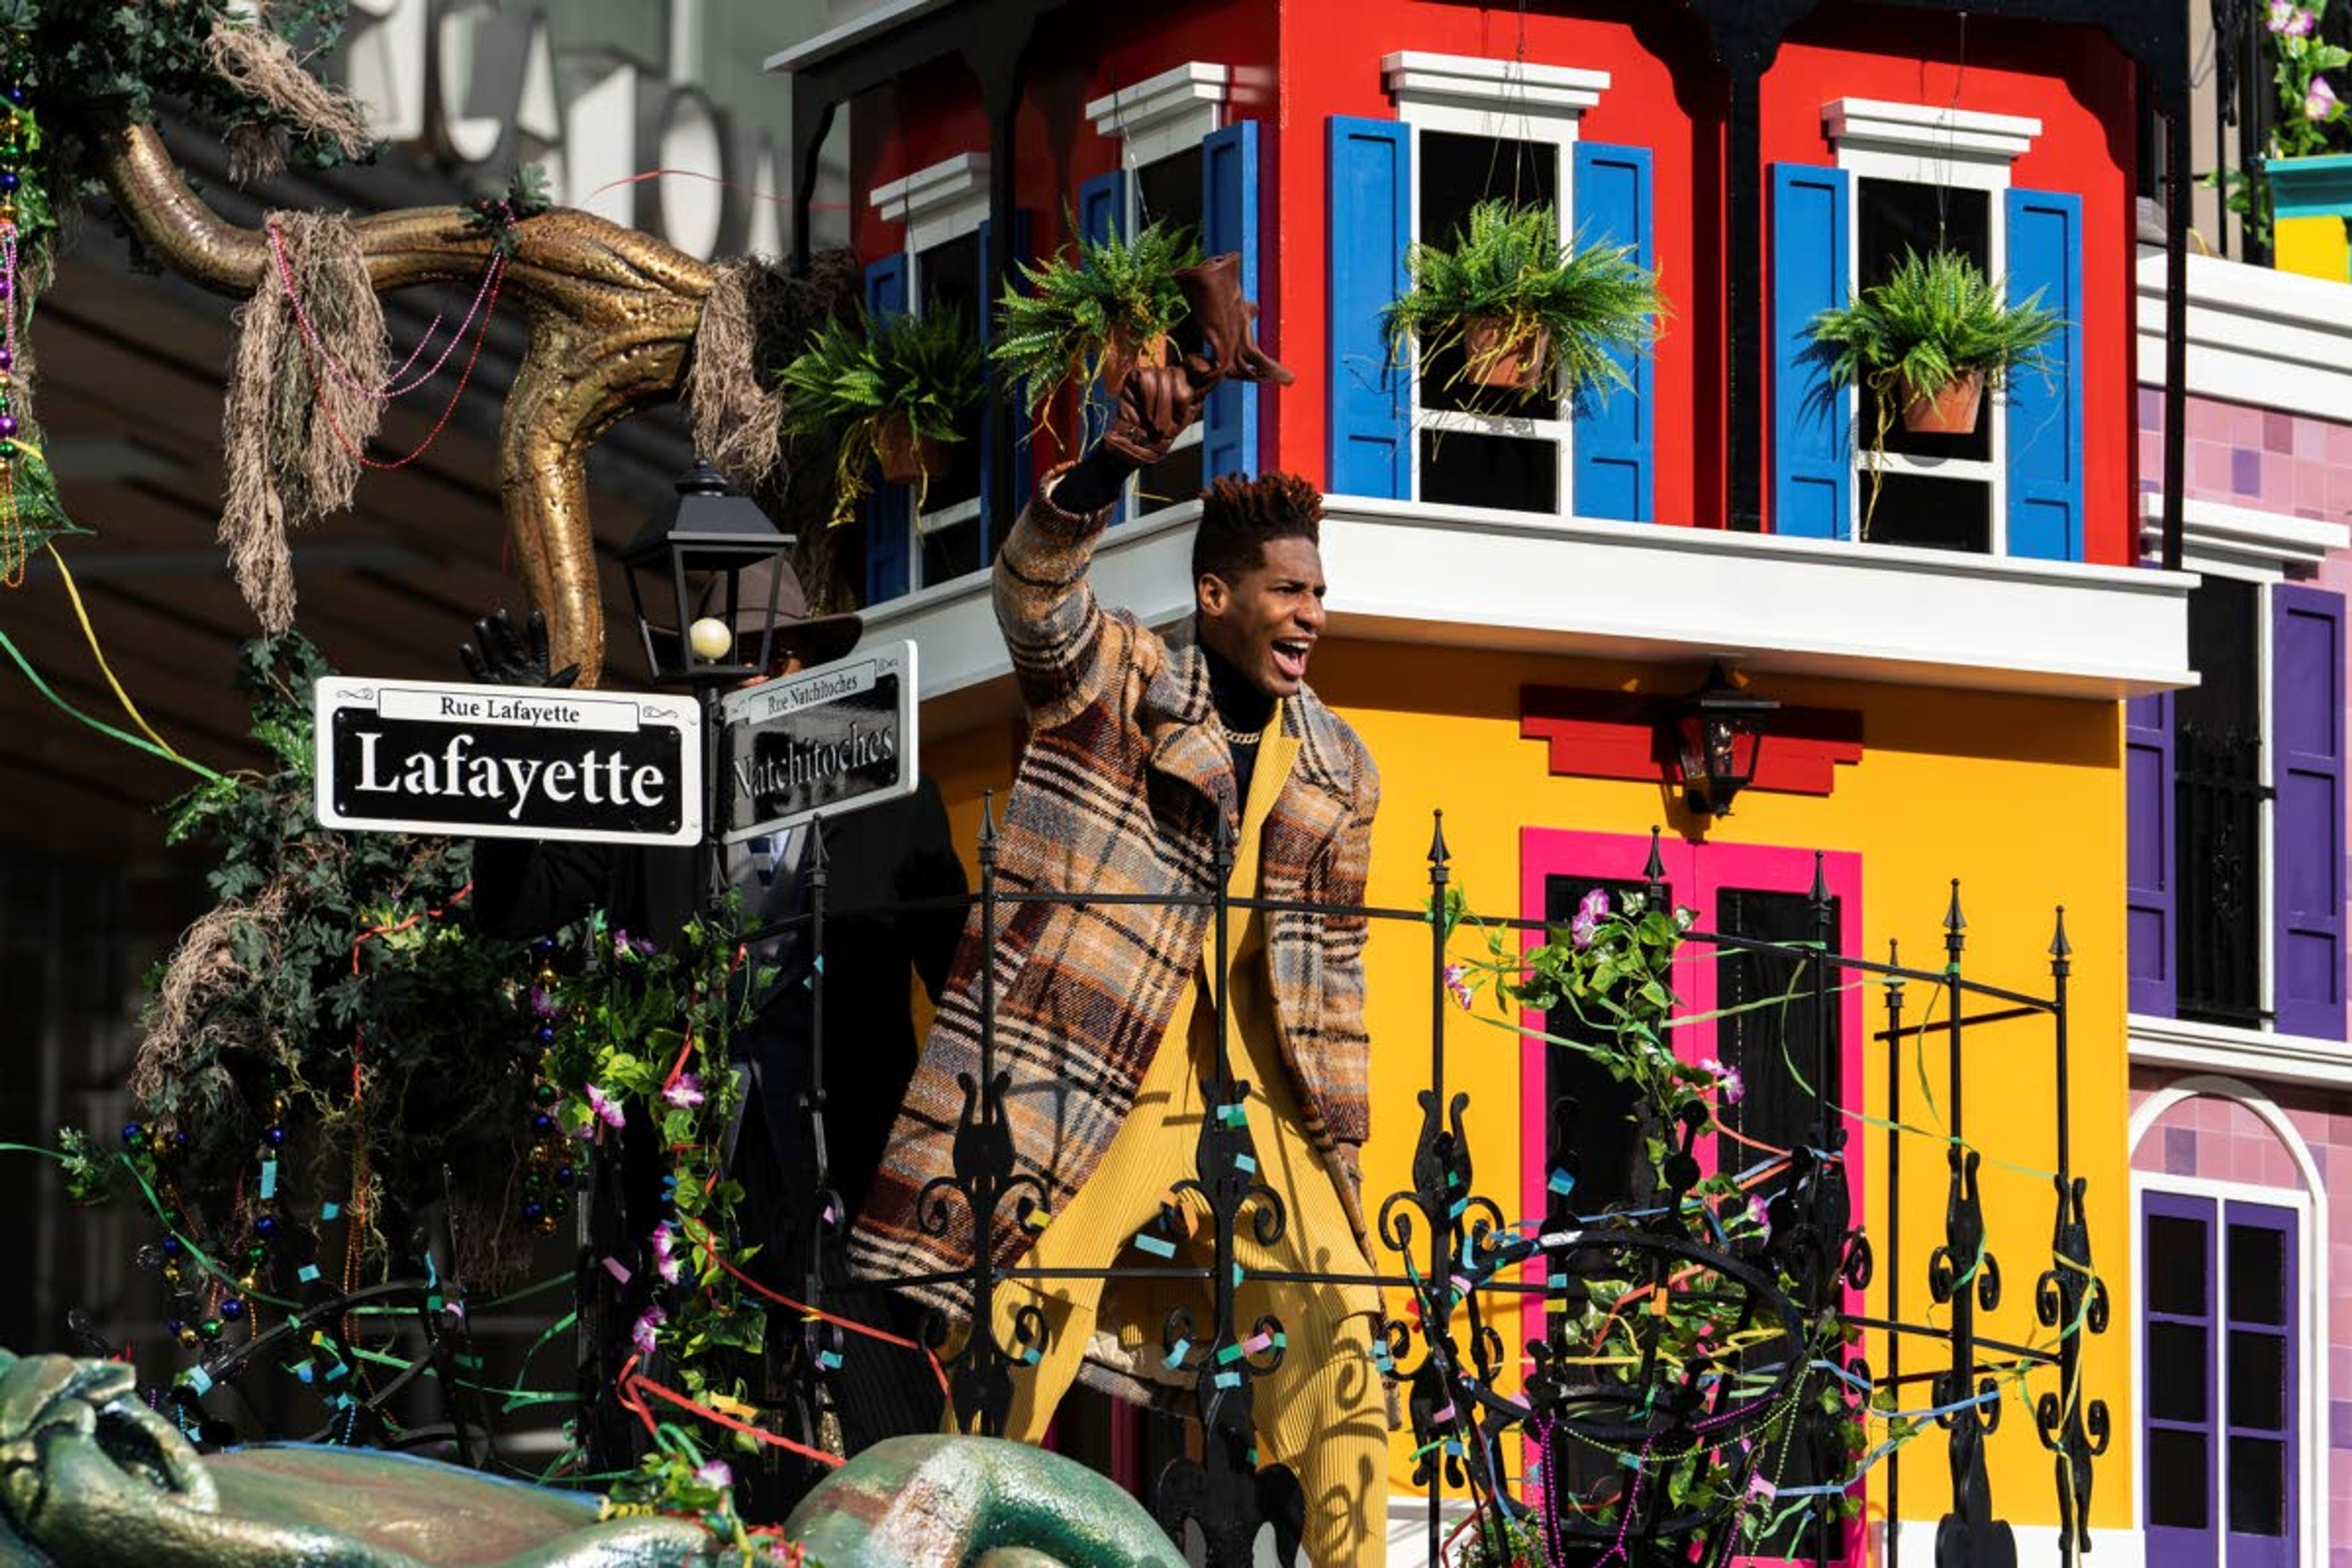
978,210,1033,554
1201,119,1261,484
2272,584,2345,1039
1570,143,1655,521
1078,171,1128,499
1327,116,1412,500
1770,164,1850,540
2005,188,2084,561
2125,691,2176,1017
862,252,911,605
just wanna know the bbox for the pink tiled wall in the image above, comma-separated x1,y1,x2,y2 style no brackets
2139,388,2352,519
2128,1069,2350,1560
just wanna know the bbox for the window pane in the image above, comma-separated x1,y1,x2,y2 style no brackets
1713,888,1841,1169
913,234,984,521
2146,1213,2209,1317
1134,148,1203,246
2147,1321,2209,1422
2175,578,2264,1027
2226,1221,2287,1327
1420,429,1556,513
1137,442,1204,515
2147,1429,2210,1528
920,514,983,586
2228,1331,2286,1433
1855,180,1991,463
1863,472,1990,553
1542,876,1651,1219
1417,132,1558,418
2227,1437,2287,1536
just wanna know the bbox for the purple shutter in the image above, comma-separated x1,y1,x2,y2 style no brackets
2127,691,2177,1017
2221,1202,2296,1568
2271,584,2345,1038
2143,1191,2217,1568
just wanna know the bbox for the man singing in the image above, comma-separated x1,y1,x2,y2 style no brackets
851,261,1389,1565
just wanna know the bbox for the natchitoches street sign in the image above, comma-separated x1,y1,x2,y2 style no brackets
313,678,703,845
718,640,916,845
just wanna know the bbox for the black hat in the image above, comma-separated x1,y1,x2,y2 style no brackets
731,557,863,669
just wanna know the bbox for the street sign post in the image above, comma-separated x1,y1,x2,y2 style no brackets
718,640,917,845
313,677,703,845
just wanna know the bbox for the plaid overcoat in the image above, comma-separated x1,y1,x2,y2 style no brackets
848,478,1381,1314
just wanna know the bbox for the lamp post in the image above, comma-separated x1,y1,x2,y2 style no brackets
620,458,796,690
1669,662,1777,816
588,459,795,1477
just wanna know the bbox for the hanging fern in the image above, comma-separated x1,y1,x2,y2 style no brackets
989,212,1199,434
778,304,982,527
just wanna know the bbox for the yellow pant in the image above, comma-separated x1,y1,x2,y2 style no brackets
980,997,1389,1567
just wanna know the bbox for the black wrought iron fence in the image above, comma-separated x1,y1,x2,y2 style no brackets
147,809,2108,1568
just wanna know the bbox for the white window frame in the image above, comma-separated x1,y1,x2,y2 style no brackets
1827,99,2043,554
1087,62,1231,513
2126,1072,2331,1568
869,152,989,581
2150,494,2352,1033
1384,51,1613,516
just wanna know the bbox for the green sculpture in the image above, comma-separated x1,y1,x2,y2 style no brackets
0,1351,1180,1567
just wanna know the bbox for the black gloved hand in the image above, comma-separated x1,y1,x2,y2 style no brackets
458,608,579,688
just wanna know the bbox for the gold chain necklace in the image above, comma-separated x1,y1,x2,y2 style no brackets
1218,718,1266,747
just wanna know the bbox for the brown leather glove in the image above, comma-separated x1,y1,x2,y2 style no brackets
1173,252,1295,391
1101,352,1200,468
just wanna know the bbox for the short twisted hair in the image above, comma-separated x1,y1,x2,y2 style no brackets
1193,472,1324,582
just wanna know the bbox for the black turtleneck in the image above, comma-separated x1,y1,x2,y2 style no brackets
1203,636,1276,810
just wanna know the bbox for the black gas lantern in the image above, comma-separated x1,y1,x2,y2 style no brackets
620,459,793,687
1669,662,1777,816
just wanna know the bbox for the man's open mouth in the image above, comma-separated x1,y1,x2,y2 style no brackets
1270,638,1312,682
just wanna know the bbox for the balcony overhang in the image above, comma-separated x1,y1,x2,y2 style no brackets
865,500,2196,733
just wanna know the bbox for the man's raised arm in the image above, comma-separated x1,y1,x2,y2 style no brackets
990,255,1293,727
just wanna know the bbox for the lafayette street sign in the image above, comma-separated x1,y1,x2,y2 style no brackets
718,641,917,845
314,678,703,845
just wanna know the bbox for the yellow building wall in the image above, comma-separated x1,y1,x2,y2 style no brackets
913,636,2133,1537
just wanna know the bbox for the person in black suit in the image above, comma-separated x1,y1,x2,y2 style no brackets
459,568,967,1509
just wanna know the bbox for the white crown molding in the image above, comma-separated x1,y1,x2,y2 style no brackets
1826,97,2041,190
2130,1012,2352,1088
2136,492,2351,582
869,151,989,253
1382,50,1610,120
868,496,2195,736
2136,245,2352,421
1085,62,1229,165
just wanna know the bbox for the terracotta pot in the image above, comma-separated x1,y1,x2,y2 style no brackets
1101,325,1172,391
875,415,948,485
1462,318,1552,391
1900,369,1984,434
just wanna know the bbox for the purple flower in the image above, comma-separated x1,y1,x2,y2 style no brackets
1443,962,1475,1011
630,1303,666,1359
2309,75,2340,121
2270,0,2316,36
1701,1057,1745,1106
652,1224,682,1284
695,1458,733,1492
662,1073,706,1110
1746,1195,1773,1240
529,984,559,1019
1570,887,1610,949
585,1084,626,1131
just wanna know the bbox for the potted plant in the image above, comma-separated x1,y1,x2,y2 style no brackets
990,214,1200,439
1806,247,2061,440
780,303,982,527
1381,198,1664,403
2209,0,2351,265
